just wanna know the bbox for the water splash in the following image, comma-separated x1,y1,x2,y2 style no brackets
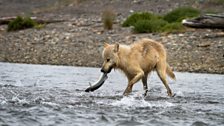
111,94,175,109
10,95,30,106
175,91,185,97
0,100,7,105
15,79,23,87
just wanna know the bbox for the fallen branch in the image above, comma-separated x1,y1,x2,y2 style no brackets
182,14,224,29
0,16,65,25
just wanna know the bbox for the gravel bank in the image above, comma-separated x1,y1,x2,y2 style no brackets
0,0,223,74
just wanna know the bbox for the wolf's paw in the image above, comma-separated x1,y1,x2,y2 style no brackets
143,90,148,97
167,90,173,97
142,93,147,98
123,87,132,96
123,92,130,96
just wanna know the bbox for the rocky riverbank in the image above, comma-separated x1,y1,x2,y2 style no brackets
0,0,223,74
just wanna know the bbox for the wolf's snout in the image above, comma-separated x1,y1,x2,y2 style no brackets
100,67,112,73
100,68,105,73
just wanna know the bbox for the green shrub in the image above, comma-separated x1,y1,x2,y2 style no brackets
122,7,200,33
161,23,185,33
7,16,37,31
122,12,159,27
133,19,168,33
163,7,200,23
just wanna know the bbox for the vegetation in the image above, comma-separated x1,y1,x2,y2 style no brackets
122,12,160,27
133,19,167,33
34,24,45,29
163,7,200,23
161,22,185,33
122,7,200,33
7,16,38,31
102,8,116,30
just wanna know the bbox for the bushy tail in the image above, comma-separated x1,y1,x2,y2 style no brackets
166,64,176,80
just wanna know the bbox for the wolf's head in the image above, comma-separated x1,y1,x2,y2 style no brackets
101,43,119,73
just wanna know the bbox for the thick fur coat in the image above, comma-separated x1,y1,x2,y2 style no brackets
101,38,175,96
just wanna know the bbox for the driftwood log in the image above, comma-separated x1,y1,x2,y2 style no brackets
182,14,224,29
0,16,65,25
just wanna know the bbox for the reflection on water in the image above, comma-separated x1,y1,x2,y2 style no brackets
0,62,224,126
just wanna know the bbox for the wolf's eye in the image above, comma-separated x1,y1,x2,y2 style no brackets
106,59,110,62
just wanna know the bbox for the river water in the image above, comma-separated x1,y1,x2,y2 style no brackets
0,62,223,126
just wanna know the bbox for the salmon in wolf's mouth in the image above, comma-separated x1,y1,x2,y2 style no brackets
85,72,108,92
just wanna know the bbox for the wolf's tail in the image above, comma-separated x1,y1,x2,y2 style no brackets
166,64,176,80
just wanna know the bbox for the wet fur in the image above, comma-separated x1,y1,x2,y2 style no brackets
101,38,175,96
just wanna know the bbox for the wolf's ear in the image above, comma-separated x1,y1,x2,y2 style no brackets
113,43,119,53
104,43,109,48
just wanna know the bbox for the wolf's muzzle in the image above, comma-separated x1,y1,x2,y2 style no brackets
101,67,112,73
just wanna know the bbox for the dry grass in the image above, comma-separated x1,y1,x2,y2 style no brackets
102,8,116,30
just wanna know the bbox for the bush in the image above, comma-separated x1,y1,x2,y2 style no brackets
7,16,37,31
161,23,185,33
102,8,115,30
163,7,200,23
122,7,200,33
122,12,159,27
133,19,168,33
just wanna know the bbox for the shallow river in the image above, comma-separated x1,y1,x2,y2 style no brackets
0,62,223,126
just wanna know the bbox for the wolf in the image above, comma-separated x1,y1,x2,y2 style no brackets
101,38,176,97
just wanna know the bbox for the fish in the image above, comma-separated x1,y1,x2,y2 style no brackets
85,73,108,92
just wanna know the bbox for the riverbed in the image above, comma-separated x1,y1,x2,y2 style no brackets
0,62,223,126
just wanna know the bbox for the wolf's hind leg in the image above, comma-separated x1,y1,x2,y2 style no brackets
142,75,148,97
156,62,173,97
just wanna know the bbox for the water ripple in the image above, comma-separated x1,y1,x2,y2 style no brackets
0,62,224,126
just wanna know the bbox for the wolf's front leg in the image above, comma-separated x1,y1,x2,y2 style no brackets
123,71,144,96
123,85,132,96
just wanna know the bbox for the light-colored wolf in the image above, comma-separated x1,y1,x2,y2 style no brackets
101,38,176,97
